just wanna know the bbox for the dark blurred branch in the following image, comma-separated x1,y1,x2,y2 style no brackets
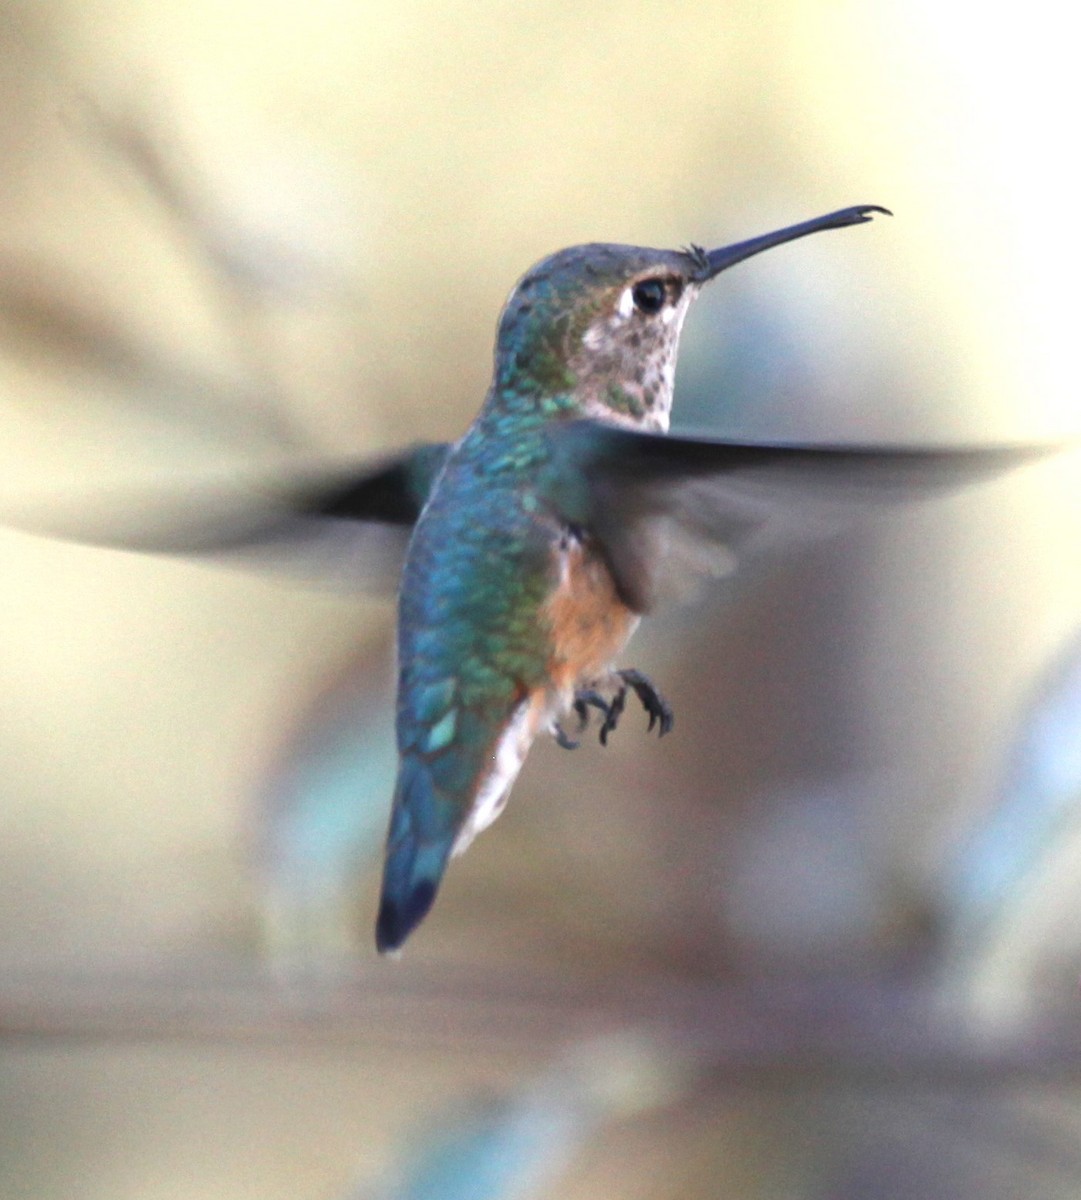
1,961,1079,1083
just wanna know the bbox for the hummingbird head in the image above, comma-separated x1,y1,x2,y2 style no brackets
493,243,706,431
491,205,890,431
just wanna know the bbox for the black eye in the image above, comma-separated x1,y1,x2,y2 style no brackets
631,278,666,315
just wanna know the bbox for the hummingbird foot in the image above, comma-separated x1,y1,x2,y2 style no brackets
552,690,610,749
568,671,673,747
617,669,674,738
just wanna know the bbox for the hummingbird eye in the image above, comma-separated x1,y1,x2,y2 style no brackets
630,278,666,315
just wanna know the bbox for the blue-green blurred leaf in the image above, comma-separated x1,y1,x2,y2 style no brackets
351,1035,686,1200
253,631,397,960
943,632,1081,936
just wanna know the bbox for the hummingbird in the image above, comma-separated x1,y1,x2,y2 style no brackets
18,205,1052,953
275,203,1037,953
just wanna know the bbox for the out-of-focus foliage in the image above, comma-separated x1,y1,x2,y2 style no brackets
350,1035,686,1200
254,627,397,966
941,632,1081,1020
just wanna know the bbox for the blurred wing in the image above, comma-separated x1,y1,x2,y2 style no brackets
542,420,1055,612
11,442,451,591
291,441,450,524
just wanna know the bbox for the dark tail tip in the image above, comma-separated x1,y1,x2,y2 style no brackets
375,879,437,954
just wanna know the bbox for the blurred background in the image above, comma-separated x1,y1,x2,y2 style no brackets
1,2,1080,1197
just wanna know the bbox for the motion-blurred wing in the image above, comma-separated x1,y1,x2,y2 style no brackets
13,442,451,590
541,420,1053,612
290,441,450,524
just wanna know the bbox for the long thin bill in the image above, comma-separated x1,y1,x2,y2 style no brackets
702,205,891,280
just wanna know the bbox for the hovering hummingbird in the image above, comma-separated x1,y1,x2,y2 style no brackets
21,205,1051,953
268,203,1037,953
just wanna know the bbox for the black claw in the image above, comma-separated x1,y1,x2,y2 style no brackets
598,688,626,747
617,669,675,738
553,723,580,750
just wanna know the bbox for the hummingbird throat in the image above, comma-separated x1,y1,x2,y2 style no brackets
571,283,698,432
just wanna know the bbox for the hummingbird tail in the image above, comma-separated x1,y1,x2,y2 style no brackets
375,754,456,954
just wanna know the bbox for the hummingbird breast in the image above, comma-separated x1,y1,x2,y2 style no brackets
543,526,639,704
454,523,637,854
